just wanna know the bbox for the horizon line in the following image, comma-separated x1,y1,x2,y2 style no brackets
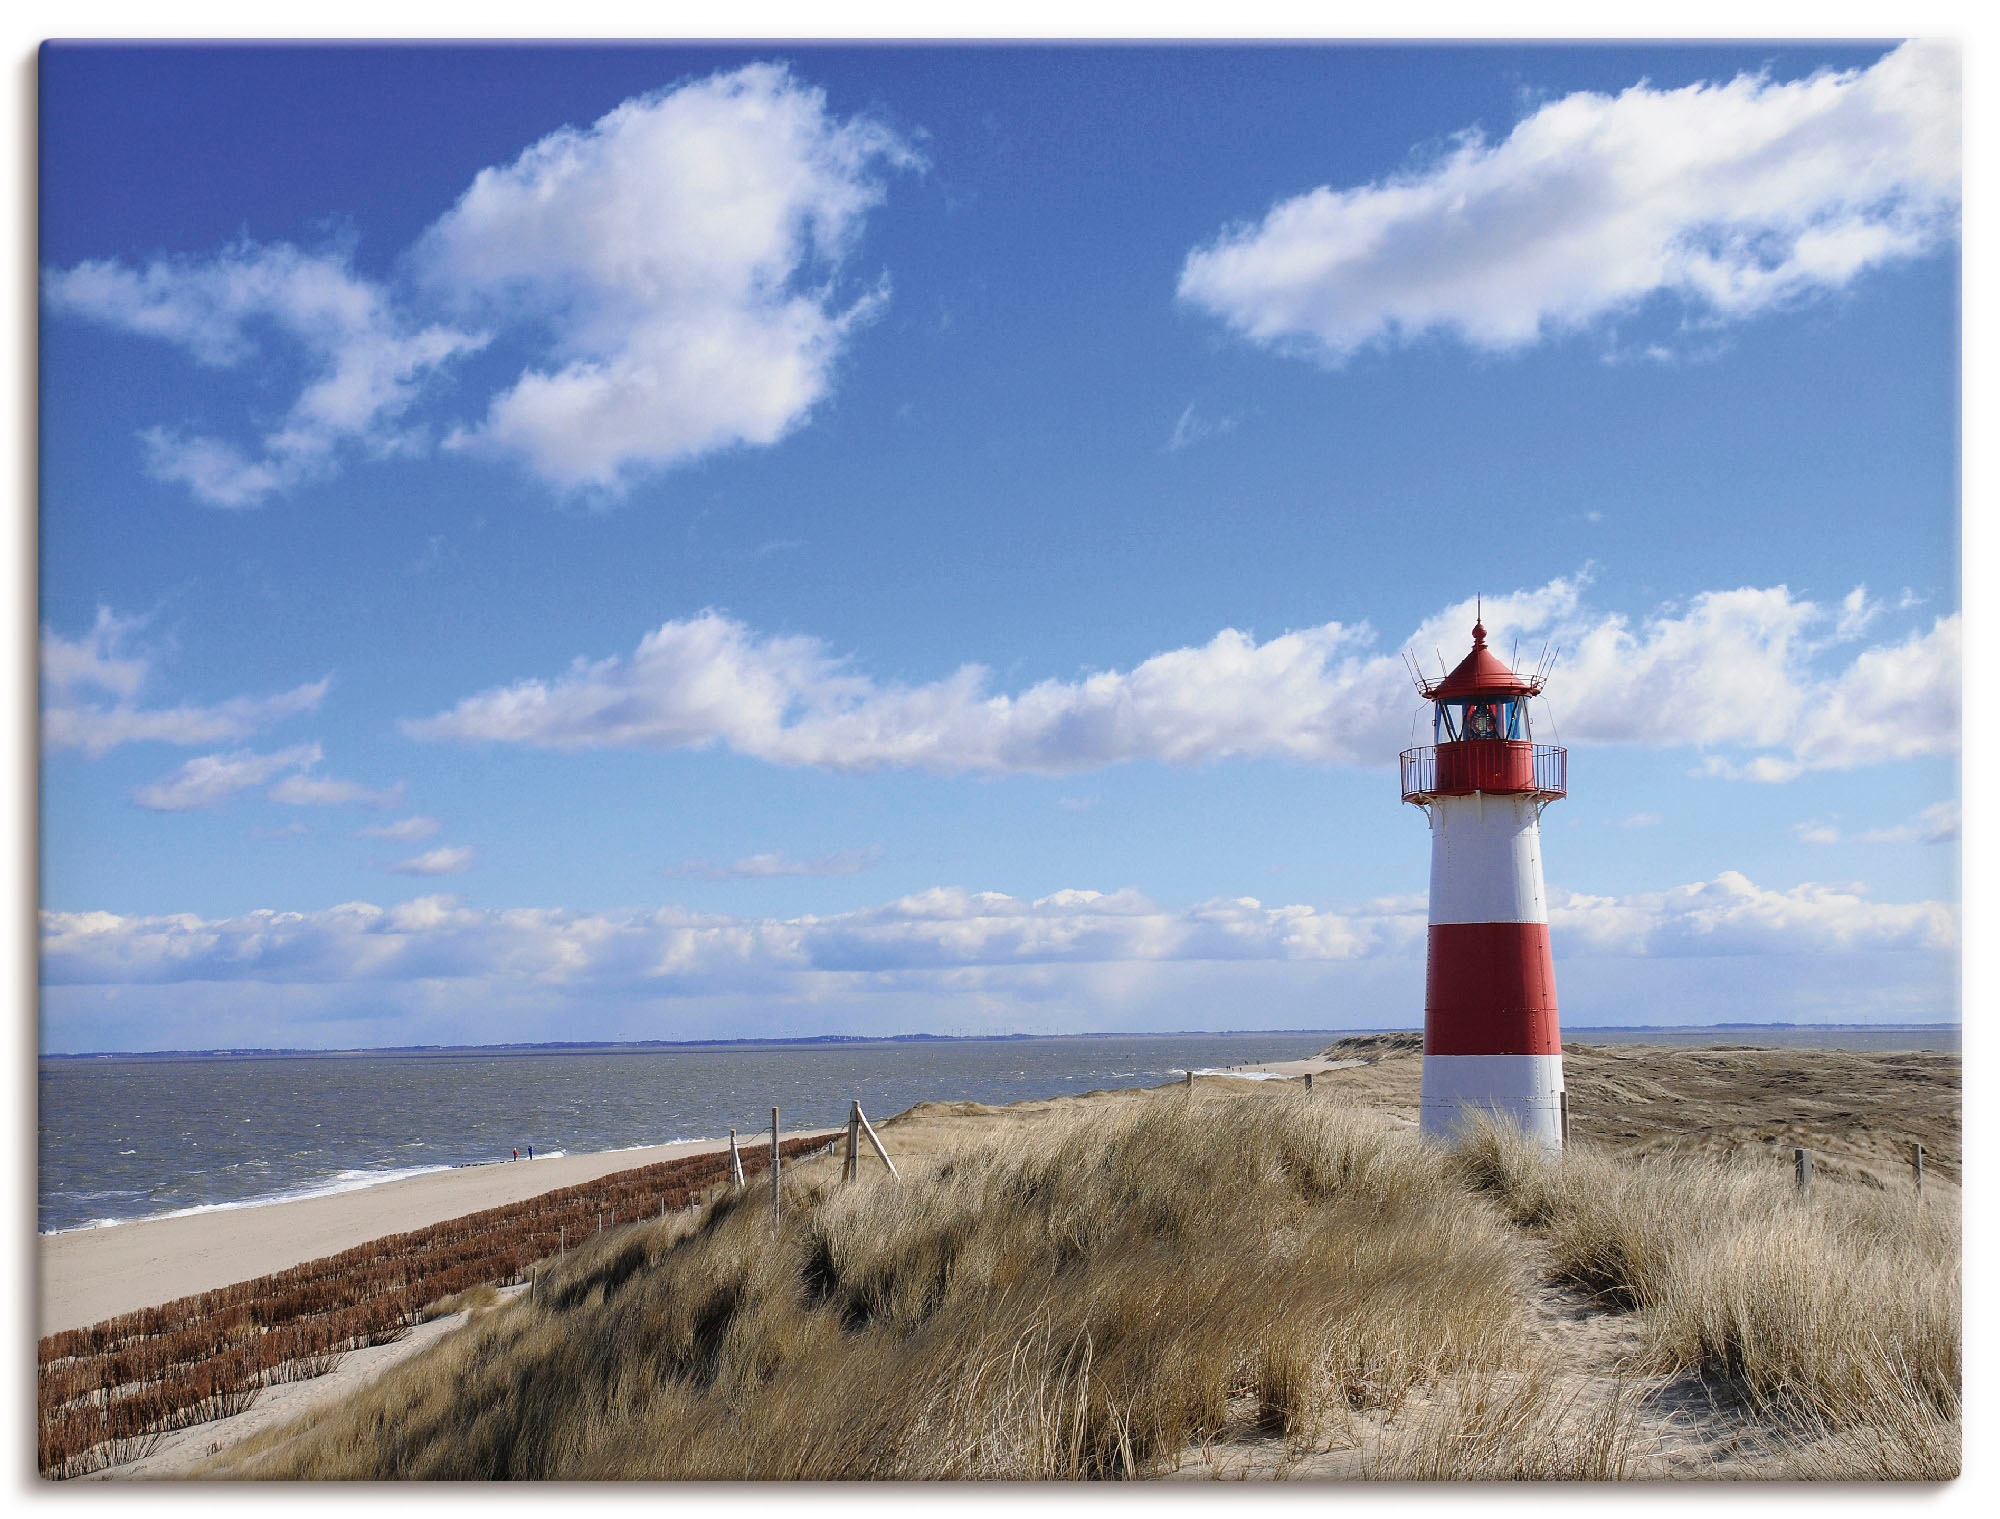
38,1020,1964,1062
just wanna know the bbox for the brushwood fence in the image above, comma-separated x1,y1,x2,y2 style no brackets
38,1132,837,1479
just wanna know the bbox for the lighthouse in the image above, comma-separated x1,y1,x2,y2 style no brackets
1400,618,1568,1150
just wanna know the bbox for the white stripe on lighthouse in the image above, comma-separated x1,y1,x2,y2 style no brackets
1427,793,1546,925
1420,1055,1564,1147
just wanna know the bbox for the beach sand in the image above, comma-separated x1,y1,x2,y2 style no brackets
39,1131,824,1337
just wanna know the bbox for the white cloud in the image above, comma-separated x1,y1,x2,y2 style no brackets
39,870,1951,993
1178,41,1959,362
41,606,149,699
1795,800,1960,846
132,743,323,812
44,242,485,506
269,772,404,809
418,62,918,491
356,815,441,842
665,846,883,881
405,607,1402,772
1834,585,1881,641
1524,590,1959,780
42,65,911,503
406,579,1956,781
41,608,329,758
1552,871,1956,957
385,845,476,877
45,681,330,759
1165,403,1239,452
1786,613,1962,773
129,734,399,814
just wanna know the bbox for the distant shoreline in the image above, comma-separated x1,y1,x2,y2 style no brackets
35,1021,1966,1062
38,1130,829,1336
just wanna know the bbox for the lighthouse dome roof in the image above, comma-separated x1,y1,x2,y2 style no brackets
1424,620,1540,700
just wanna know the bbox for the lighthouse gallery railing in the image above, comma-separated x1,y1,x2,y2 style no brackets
1400,743,1566,805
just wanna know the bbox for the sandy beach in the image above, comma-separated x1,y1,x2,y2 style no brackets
39,1130,824,1337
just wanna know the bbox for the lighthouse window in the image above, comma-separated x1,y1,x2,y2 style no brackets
1437,698,1525,742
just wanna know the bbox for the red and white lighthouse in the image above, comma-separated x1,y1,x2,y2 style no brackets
1400,618,1568,1150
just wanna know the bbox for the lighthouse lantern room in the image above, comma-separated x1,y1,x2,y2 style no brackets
1400,617,1568,1150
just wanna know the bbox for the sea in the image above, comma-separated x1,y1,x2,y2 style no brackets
37,1025,1959,1236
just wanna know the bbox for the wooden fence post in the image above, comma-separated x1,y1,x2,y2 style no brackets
1304,1072,1313,1094
728,1128,746,1191
844,1100,861,1183
771,1107,782,1232
1795,1147,1813,1195
1184,1067,1193,1089
1560,1090,1570,1146
854,1103,900,1180
559,1226,565,1255
1913,1143,1926,1195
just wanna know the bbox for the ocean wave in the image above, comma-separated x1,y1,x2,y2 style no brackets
42,1161,458,1236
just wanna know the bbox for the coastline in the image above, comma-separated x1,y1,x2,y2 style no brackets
35,1041,1962,1481
39,1033,1961,1341
37,1130,820,1338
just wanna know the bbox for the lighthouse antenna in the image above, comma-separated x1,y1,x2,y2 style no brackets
1404,648,1436,696
1435,647,1447,679
1532,641,1556,688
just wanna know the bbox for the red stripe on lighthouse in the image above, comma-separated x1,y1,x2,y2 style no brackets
1423,922,1560,1056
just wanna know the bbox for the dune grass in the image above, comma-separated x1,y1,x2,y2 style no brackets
201,1091,1959,1482
207,1092,1529,1479
1453,1120,1960,1478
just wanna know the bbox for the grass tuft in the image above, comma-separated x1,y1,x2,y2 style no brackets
1451,1117,1958,1477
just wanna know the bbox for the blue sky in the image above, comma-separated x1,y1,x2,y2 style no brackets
37,40,1960,1052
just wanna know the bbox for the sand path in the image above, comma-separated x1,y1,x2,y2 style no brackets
87,1285,532,1480
1159,1223,1779,1480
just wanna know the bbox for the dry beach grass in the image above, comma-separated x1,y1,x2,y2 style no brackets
206,1093,1531,1478
192,1052,1958,1481
1450,1121,1959,1479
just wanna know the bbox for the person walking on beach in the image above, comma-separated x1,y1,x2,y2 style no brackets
527,1145,534,1160
512,1148,518,1162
